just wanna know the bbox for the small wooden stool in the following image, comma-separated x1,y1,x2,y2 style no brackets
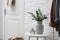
8,37,24,40
15,37,24,40
8,37,15,40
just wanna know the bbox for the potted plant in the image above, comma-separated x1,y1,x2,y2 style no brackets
30,28,35,34
28,9,47,34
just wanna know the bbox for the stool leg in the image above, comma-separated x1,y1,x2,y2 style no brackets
37,37,38,40
29,36,30,40
45,37,46,40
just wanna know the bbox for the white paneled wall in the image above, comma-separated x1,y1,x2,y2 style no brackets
24,0,60,40
24,0,52,33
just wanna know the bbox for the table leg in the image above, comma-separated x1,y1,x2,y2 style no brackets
45,37,46,40
37,37,38,40
28,36,30,40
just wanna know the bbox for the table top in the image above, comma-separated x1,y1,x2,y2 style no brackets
25,32,49,37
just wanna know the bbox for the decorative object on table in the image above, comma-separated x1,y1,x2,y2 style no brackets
28,9,47,34
30,28,35,34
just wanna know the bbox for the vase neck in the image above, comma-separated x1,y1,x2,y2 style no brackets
37,21,42,24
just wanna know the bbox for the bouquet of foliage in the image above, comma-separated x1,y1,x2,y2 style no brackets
28,9,47,22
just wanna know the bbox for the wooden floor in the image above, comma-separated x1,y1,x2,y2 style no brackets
0,39,2,40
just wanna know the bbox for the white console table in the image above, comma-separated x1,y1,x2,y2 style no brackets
25,32,49,40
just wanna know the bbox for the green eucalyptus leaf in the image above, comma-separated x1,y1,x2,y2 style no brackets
28,9,47,22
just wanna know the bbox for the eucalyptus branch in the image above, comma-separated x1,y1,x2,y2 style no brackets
28,9,47,22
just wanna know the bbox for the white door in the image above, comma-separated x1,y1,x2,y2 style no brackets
3,0,24,40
